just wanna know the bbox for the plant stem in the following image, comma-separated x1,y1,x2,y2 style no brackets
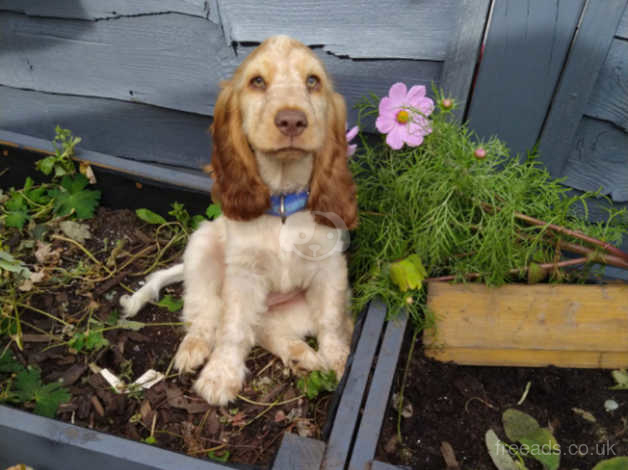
427,257,589,282
15,302,73,328
396,327,419,443
513,211,628,263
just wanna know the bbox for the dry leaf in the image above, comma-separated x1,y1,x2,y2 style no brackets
59,220,91,244
35,241,61,265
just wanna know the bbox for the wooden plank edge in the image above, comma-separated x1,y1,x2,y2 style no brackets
424,347,628,369
0,405,228,470
272,432,326,470
0,129,212,194
321,300,388,470
348,313,408,470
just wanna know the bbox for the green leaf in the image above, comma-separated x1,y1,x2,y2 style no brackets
503,408,541,441
33,382,71,418
157,295,183,312
12,368,43,402
190,214,206,230
135,208,167,225
485,429,520,470
68,330,109,352
36,155,57,175
593,457,628,470
105,309,120,326
143,435,157,445
168,202,189,226
205,204,222,220
0,351,24,374
296,370,338,399
208,450,230,462
26,186,52,205
5,210,29,229
0,250,31,277
389,254,427,292
49,174,101,219
519,428,560,470
6,192,26,211
610,369,628,390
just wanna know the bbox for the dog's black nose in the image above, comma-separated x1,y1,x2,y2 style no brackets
275,109,308,137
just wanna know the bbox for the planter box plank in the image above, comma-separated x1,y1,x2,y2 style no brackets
321,300,388,470
348,314,408,470
424,282,628,368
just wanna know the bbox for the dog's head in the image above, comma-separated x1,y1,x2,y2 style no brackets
209,35,358,230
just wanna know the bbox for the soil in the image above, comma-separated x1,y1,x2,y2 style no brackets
377,329,628,470
1,206,335,467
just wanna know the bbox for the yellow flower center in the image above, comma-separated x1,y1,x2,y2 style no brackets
396,110,410,124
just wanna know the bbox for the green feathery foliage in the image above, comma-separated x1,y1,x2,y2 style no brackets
349,91,627,325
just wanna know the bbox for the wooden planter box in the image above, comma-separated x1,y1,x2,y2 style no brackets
343,280,628,470
0,300,385,470
0,145,392,470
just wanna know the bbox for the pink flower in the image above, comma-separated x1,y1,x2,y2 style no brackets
375,83,434,150
346,124,359,157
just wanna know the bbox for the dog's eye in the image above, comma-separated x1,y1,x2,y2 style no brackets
250,76,266,89
306,75,320,90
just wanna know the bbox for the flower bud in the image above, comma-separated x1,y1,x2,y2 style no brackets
441,98,453,109
474,147,487,159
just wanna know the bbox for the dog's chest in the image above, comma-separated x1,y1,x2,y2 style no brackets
225,213,345,291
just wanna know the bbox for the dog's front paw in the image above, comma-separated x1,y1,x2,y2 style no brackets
287,342,328,375
174,335,212,373
194,359,246,406
320,339,351,379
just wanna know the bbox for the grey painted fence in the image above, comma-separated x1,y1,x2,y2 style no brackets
0,0,487,185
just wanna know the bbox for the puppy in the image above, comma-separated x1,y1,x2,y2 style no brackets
121,36,357,405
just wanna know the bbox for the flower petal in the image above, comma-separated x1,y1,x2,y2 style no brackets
409,118,432,136
379,96,399,114
388,82,408,103
404,132,424,147
346,125,359,141
385,124,405,150
417,97,435,116
347,143,357,157
406,85,426,106
376,114,396,134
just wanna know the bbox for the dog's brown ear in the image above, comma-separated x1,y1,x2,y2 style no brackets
308,92,358,230
210,81,270,220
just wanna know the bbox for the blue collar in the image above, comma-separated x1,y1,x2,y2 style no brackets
266,191,309,222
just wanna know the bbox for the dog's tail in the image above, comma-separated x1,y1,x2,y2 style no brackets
119,263,184,318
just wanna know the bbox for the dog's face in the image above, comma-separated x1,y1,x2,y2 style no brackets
235,36,329,159
209,35,358,230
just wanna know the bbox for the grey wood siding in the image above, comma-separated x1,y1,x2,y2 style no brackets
0,1,486,178
467,0,585,157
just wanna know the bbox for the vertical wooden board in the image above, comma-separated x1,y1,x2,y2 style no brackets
348,314,408,470
0,12,237,115
272,433,325,470
424,283,628,352
618,4,628,39
538,0,628,177
321,301,387,470
467,0,584,157
0,0,208,19
440,0,491,121
586,38,628,132
562,117,628,202
211,0,459,60
0,86,212,170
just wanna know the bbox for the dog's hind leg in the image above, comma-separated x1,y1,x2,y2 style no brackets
256,295,328,374
174,219,226,373
119,263,184,318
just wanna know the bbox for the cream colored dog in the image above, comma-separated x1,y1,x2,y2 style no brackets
120,36,357,406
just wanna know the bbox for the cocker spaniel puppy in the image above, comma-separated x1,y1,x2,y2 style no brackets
120,35,357,406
